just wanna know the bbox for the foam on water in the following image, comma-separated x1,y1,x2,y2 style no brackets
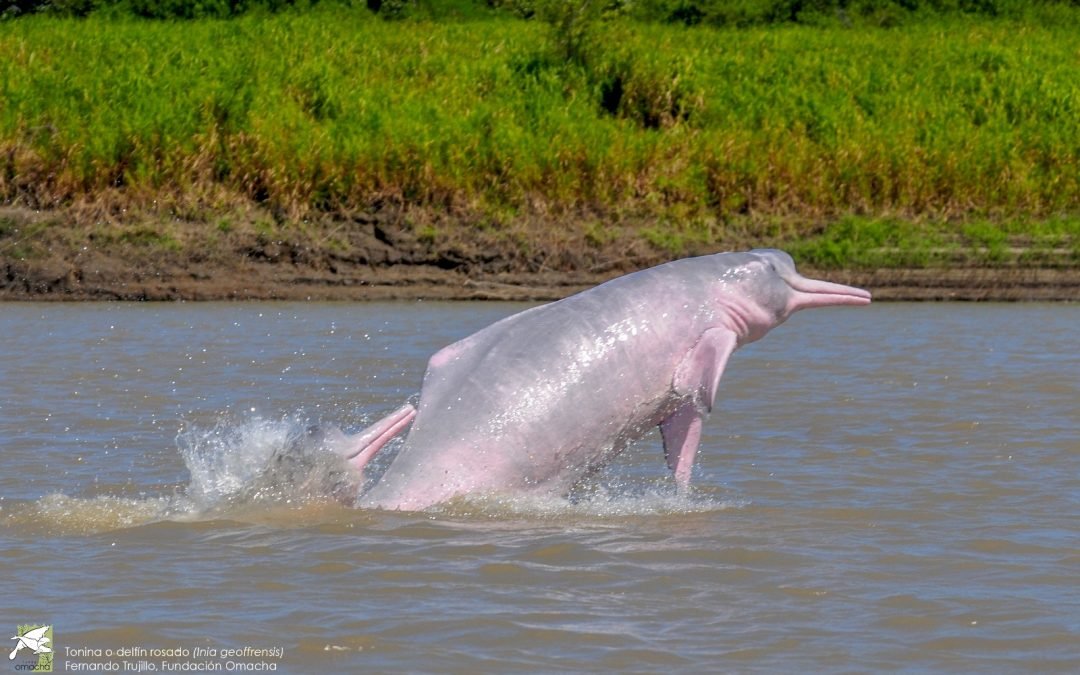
4,493,180,536
431,483,745,521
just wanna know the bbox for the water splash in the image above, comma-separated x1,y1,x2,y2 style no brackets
2,413,363,535
177,414,361,511
2,414,741,535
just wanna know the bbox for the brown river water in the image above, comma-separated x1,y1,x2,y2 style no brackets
1,301,1077,672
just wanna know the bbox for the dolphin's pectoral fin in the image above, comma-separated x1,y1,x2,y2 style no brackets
663,328,738,488
672,327,738,412
339,404,417,474
661,402,703,490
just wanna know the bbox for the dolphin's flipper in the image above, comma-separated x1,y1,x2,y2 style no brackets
672,327,738,412
339,404,417,474
661,401,703,489
663,328,738,488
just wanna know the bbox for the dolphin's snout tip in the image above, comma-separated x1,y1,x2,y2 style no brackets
850,286,873,303
831,285,872,306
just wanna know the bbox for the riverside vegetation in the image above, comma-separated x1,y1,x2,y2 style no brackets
1,1,1078,299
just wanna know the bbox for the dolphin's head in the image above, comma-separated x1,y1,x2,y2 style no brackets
756,248,872,314
709,249,871,341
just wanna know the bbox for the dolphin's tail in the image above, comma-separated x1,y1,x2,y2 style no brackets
337,404,417,474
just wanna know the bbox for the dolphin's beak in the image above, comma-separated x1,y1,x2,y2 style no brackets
786,275,872,311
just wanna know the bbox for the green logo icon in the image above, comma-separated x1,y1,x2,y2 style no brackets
9,625,52,672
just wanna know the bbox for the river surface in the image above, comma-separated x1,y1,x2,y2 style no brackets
1,301,1077,673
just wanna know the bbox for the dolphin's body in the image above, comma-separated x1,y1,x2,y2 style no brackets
338,249,870,511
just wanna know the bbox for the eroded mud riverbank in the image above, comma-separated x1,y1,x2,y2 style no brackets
2,208,1076,302
5,255,1078,302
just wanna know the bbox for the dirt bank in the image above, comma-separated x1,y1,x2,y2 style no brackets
1,207,1077,302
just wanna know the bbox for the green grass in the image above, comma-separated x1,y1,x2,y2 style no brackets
786,215,1080,268
1,7,1078,265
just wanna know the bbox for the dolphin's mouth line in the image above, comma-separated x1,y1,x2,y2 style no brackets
785,275,872,309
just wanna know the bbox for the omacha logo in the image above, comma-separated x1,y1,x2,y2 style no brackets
9,625,52,672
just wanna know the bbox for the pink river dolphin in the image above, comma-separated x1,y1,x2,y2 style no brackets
332,249,871,511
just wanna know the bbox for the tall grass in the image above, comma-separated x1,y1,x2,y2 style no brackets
1,7,1078,237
